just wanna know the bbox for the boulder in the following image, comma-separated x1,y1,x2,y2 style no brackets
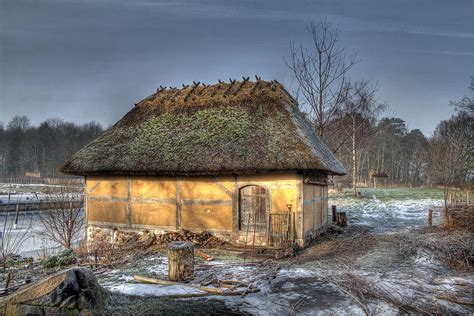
0,267,108,315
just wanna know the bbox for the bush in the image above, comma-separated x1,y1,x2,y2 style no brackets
42,248,76,269
42,255,58,269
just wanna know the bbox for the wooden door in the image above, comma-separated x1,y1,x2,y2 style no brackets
239,185,268,232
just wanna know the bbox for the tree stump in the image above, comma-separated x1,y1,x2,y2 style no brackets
337,212,347,227
168,241,194,281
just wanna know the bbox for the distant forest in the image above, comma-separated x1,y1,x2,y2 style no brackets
0,117,103,179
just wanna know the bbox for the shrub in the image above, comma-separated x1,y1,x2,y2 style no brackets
42,248,76,269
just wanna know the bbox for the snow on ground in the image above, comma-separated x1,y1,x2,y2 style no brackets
0,194,39,204
0,212,85,258
95,188,474,314
0,182,85,257
109,283,205,297
331,188,444,232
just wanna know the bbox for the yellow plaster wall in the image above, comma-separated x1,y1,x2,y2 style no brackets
303,184,314,233
180,176,234,200
87,200,128,224
322,186,328,224
131,177,176,199
302,183,327,235
87,176,128,199
315,185,323,228
86,173,301,236
131,203,176,228
181,204,233,230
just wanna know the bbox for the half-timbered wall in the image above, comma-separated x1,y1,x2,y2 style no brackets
302,182,328,239
85,173,305,246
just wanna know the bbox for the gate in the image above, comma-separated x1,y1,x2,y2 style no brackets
268,212,292,248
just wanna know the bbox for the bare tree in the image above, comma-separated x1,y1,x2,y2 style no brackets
333,81,387,196
0,194,33,289
428,111,473,219
287,18,358,139
35,180,85,249
450,76,474,115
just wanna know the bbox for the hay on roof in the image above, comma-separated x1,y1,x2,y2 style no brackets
60,79,346,176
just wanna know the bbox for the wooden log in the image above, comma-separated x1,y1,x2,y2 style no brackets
337,212,347,227
133,275,259,297
168,241,194,281
195,250,214,261
428,209,433,226
332,205,337,224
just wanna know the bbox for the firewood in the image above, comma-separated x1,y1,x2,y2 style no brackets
195,250,214,261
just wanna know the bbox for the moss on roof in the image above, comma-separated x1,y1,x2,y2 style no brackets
60,79,346,176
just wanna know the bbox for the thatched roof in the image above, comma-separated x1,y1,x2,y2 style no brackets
61,79,346,176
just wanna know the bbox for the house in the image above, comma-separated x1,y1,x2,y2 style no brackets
61,79,346,247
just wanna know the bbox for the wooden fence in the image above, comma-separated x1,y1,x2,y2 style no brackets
448,190,472,205
0,177,84,185
0,201,83,213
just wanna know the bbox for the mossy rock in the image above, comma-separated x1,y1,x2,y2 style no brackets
0,267,108,315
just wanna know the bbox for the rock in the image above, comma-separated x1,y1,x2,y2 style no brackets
0,267,108,315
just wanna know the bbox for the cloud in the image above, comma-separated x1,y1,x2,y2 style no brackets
400,49,474,56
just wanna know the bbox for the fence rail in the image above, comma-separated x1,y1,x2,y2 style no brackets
448,190,472,205
0,201,83,213
0,177,84,185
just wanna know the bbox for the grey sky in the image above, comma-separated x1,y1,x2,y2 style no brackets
1,0,473,136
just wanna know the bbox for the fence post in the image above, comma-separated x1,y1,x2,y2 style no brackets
331,205,337,224
267,214,271,247
428,209,433,226
14,203,19,229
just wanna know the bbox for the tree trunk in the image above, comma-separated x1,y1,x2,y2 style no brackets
318,50,324,138
337,212,347,227
168,241,194,281
443,185,449,225
352,117,357,197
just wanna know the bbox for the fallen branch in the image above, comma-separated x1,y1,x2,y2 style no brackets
132,275,260,296
436,295,474,306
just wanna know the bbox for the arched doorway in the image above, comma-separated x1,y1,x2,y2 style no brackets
239,185,268,232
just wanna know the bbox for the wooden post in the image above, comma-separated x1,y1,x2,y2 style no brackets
331,205,337,224
13,203,19,229
428,209,433,226
168,241,194,282
337,212,347,227
291,213,295,242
